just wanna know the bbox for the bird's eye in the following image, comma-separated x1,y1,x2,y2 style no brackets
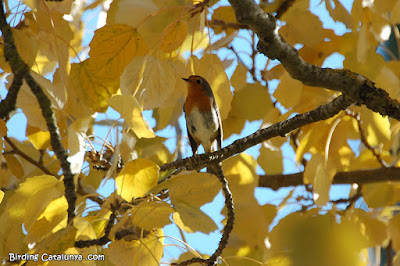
196,79,201,84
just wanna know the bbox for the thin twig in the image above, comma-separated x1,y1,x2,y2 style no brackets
346,110,388,167
331,185,362,208
4,136,57,177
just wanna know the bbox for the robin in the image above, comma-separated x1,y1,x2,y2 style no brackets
182,75,223,156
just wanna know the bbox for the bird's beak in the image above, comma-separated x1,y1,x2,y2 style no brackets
182,78,189,82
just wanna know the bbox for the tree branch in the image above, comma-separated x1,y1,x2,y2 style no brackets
227,0,400,121
0,72,23,119
172,164,234,266
0,0,76,223
160,94,352,172
4,136,57,177
258,167,400,190
346,110,388,167
275,0,296,19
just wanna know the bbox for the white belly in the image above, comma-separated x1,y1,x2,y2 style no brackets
187,107,219,151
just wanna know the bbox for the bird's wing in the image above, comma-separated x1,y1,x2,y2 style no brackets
212,98,223,150
186,124,199,155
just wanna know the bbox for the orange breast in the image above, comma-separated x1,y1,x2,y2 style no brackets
184,90,212,114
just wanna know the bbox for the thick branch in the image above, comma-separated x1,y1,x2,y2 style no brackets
227,0,400,120
0,72,23,119
24,75,76,222
160,95,352,172
258,167,400,190
0,0,76,223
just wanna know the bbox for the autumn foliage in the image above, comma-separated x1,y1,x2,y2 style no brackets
0,0,400,265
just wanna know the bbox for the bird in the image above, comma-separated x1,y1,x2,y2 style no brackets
182,75,223,157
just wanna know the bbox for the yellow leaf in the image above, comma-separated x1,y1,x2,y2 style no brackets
304,154,336,206
179,32,209,55
27,126,51,150
230,83,273,120
0,207,27,256
68,115,95,174
25,196,68,244
0,44,11,72
108,0,158,27
274,72,303,108
24,0,74,14
108,95,155,138
137,56,178,110
375,65,400,99
12,28,38,67
294,84,335,114
33,226,77,255
223,83,272,138
68,59,118,112
281,9,324,47
222,155,271,246
131,201,174,230
16,76,47,131
232,201,271,245
167,171,220,208
153,104,182,131
347,209,387,247
89,24,148,79
348,149,391,171
120,130,138,163
258,144,283,175
107,229,163,266
4,154,24,179
344,45,385,80
210,32,237,51
392,1,400,24
173,205,217,234
135,137,171,166
0,190,4,204
212,6,237,35
354,106,390,147
269,212,365,265
138,7,184,49
325,0,353,28
116,159,159,201
192,54,233,120
74,216,98,241
362,182,399,208
31,70,66,111
120,56,147,96
152,171,219,233
230,63,248,91
160,21,189,53
5,176,63,226
265,255,292,266
28,9,72,88
389,214,400,251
